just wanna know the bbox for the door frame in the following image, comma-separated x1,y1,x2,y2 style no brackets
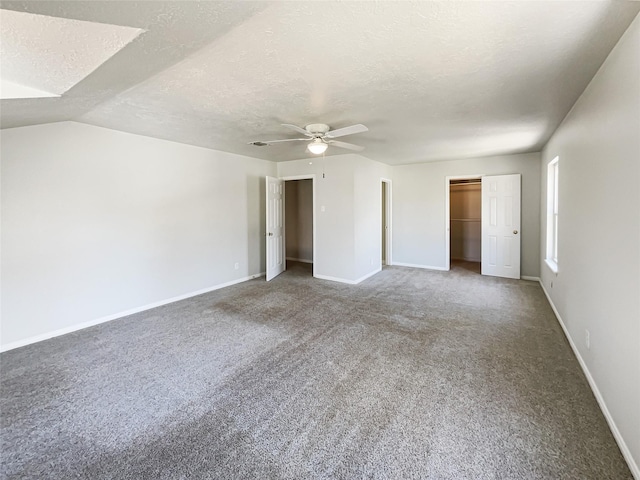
281,174,317,276
444,174,483,271
381,178,393,266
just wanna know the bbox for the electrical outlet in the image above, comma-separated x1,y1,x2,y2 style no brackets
585,329,590,350
234,262,239,270
370,258,374,266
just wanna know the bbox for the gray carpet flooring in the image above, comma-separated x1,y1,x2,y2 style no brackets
0,261,631,479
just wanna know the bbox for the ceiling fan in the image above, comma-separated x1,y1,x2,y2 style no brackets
249,123,368,154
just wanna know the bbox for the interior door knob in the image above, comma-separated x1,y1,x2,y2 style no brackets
268,232,273,236
513,230,518,234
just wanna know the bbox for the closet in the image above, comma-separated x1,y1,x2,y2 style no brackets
284,179,313,267
449,179,481,263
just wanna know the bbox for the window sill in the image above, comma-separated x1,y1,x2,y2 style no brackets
545,258,558,274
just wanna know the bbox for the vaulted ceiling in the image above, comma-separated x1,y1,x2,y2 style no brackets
1,1,639,165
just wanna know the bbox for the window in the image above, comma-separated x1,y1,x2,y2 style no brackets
546,157,559,272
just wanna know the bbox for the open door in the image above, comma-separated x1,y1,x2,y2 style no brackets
481,174,521,279
266,176,285,281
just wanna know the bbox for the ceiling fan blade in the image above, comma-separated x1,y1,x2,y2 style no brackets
281,124,313,136
324,124,368,139
248,138,308,146
327,140,365,151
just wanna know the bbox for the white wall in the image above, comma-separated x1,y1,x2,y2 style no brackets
1,121,275,349
354,155,392,281
278,155,354,281
284,179,313,262
392,152,541,277
278,154,391,283
540,14,640,476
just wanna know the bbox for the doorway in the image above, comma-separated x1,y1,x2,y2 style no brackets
284,178,314,275
447,177,482,273
381,179,392,266
444,174,522,278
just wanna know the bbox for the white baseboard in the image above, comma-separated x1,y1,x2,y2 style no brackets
354,267,382,284
0,272,265,353
538,281,639,479
313,273,356,284
286,257,313,264
315,267,382,285
392,262,448,271
520,275,541,282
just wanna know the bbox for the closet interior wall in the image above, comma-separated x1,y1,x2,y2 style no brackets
450,182,481,262
285,179,313,264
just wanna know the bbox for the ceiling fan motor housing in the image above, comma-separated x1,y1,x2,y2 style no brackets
305,123,330,136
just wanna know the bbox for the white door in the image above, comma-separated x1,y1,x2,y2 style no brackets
266,176,285,281
481,174,521,279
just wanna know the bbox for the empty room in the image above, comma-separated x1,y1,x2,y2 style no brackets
1,1,639,479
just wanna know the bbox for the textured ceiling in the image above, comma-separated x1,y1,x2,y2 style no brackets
1,1,639,165
0,9,143,98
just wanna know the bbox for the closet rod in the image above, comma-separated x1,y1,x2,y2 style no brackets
450,181,481,185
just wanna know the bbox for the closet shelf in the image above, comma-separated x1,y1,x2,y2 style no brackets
450,218,480,222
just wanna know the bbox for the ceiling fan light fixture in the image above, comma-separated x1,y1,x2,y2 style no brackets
252,123,366,154
308,139,328,155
